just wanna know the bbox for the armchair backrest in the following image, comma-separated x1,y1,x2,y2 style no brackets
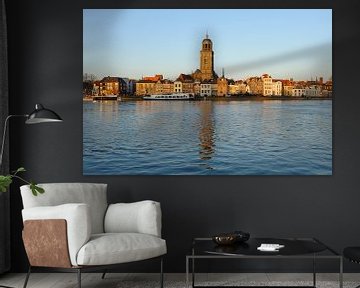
20,183,108,234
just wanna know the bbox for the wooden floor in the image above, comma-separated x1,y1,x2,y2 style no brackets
0,273,359,288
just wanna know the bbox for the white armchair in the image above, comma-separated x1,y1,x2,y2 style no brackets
20,183,166,288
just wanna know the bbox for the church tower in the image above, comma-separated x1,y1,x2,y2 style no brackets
200,33,215,81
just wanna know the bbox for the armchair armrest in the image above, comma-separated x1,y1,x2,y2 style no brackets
104,200,162,237
22,203,91,266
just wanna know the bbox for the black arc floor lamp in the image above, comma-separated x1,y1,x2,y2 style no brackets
0,103,63,167
0,104,62,288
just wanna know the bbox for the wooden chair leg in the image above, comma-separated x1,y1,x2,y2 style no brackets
22,266,31,288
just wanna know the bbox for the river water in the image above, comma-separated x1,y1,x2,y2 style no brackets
83,100,332,175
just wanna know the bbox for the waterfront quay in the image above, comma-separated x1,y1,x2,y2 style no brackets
83,94,332,102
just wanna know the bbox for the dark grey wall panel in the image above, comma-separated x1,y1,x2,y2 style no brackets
5,0,360,272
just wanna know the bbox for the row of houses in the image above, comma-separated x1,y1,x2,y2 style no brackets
282,78,333,97
134,73,273,97
83,77,137,97
83,74,332,98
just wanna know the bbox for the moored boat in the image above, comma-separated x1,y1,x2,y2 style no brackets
92,95,120,101
143,93,195,100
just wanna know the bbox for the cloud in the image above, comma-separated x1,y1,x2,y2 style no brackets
225,42,332,77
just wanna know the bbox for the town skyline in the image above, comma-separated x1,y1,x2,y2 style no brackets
83,9,332,81
83,72,331,84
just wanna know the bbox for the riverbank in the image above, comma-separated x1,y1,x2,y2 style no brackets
83,95,332,102
197,95,332,101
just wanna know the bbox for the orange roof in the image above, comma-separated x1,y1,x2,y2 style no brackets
143,75,163,82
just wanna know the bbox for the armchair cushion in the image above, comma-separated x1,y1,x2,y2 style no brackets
20,183,108,234
22,203,91,266
104,200,162,237
76,233,167,266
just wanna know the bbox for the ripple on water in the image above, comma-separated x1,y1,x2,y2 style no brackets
83,100,332,175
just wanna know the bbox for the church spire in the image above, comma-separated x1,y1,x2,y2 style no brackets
206,31,209,39
222,68,224,78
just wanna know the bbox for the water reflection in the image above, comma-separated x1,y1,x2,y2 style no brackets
198,101,215,162
83,100,332,175
90,101,119,122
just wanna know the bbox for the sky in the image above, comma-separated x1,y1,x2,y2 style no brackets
83,9,332,81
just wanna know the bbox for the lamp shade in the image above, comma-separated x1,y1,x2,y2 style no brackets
25,104,63,124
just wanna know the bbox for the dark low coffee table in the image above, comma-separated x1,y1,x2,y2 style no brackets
186,237,342,288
